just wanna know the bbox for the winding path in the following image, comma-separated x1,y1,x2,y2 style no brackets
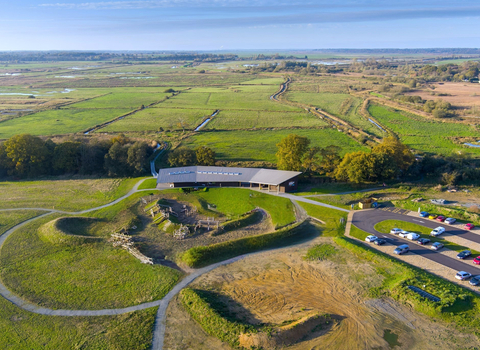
0,178,349,349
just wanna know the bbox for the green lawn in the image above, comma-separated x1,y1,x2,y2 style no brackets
0,177,140,211
0,214,182,309
0,210,45,235
297,201,347,236
0,299,157,349
184,129,368,162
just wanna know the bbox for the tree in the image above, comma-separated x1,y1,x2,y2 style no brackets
3,134,51,177
195,146,216,166
371,136,414,172
334,151,373,183
53,141,81,173
127,141,150,175
319,145,341,177
301,147,320,175
104,142,129,177
168,147,196,167
276,134,310,171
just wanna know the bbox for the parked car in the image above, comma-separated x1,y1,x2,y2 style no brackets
365,235,378,242
419,211,429,217
417,238,431,245
398,231,410,238
445,217,457,224
430,227,446,237
474,256,480,265
428,214,438,220
470,275,480,286
455,271,472,281
406,233,421,241
457,250,472,259
374,238,387,245
431,199,446,205
436,215,446,222
464,223,475,230
390,228,402,234
394,244,409,255
431,242,444,250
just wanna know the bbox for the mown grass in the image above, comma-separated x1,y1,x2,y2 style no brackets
368,104,480,155
196,188,296,228
0,300,157,350
180,221,319,268
0,177,139,211
374,219,480,255
184,129,368,162
296,182,376,195
138,178,158,190
297,202,347,236
334,235,480,329
0,210,45,235
218,210,263,234
0,214,182,309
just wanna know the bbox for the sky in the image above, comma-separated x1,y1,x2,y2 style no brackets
1,0,480,50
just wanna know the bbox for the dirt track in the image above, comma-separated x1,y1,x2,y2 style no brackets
164,237,480,350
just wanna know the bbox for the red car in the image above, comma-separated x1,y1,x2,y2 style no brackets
436,215,446,222
474,256,480,265
464,223,475,230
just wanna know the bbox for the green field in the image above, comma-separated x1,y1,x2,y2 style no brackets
184,129,368,162
0,214,181,309
66,92,169,109
0,210,45,235
0,177,140,211
368,104,480,155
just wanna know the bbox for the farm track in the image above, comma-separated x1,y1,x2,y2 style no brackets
0,178,349,350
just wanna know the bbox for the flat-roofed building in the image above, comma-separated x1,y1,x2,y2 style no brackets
156,166,301,193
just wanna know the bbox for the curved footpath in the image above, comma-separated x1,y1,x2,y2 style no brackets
0,178,350,350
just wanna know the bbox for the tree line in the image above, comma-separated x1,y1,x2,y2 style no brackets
0,134,154,178
276,134,415,183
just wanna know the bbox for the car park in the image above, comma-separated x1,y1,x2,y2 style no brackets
417,238,431,245
390,228,402,234
474,256,480,265
457,250,472,259
470,276,480,286
431,242,444,250
464,223,475,230
436,215,446,222
430,227,445,237
365,235,377,242
406,233,420,240
455,271,472,280
428,214,438,220
374,238,387,245
419,211,429,217
445,217,456,224
394,244,409,255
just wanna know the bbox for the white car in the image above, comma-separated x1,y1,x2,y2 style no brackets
365,235,378,242
431,199,446,205
390,228,402,234
398,231,410,238
430,227,446,237
455,271,472,281
406,233,421,241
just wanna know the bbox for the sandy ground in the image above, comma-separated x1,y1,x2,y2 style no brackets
163,237,480,349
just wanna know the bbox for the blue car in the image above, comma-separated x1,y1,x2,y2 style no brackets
419,211,429,217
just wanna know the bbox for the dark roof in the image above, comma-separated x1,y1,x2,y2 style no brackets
156,166,301,186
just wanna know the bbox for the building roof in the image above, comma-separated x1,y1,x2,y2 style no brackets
156,166,301,186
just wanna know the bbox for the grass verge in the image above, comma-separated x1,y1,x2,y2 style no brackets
297,202,347,236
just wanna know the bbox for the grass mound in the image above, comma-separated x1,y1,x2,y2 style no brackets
38,217,103,245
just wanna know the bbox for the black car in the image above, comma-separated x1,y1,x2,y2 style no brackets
417,238,431,245
374,238,387,245
457,250,472,259
470,276,480,286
